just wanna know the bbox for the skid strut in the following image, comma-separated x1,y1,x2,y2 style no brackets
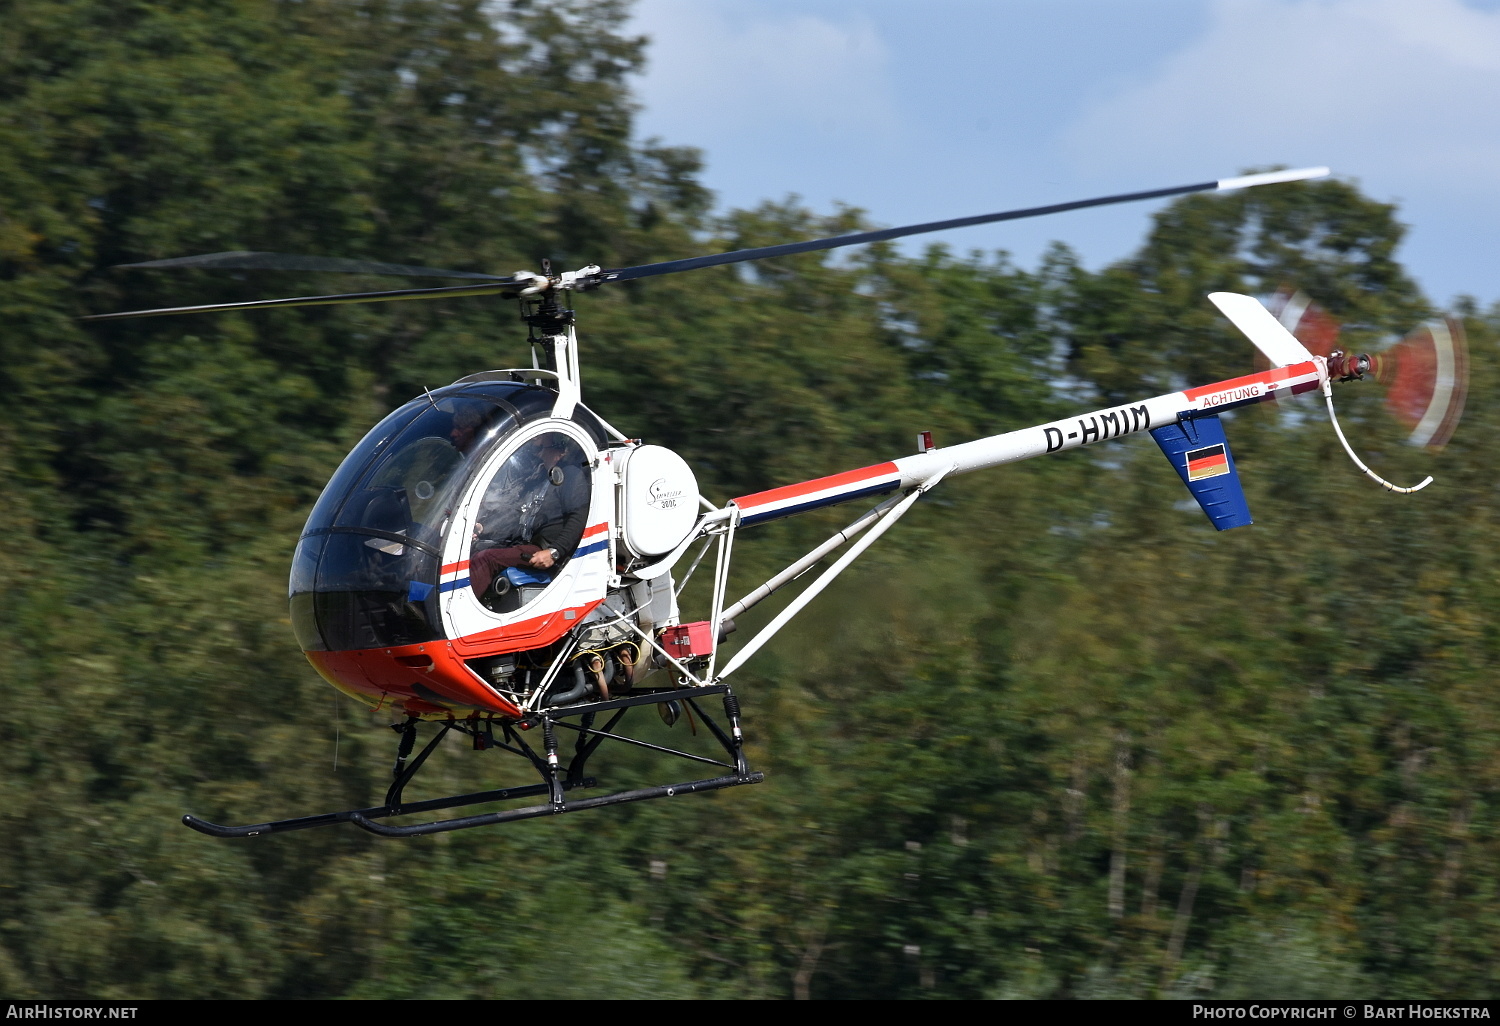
182,685,760,837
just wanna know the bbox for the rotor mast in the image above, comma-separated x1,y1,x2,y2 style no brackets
515,258,598,418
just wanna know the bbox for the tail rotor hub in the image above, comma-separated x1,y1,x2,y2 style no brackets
1326,349,1373,383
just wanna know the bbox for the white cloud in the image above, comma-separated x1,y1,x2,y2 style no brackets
1062,0,1500,198
630,0,899,146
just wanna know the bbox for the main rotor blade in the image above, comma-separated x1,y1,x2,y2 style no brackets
79,280,523,322
594,167,1330,286
117,251,509,280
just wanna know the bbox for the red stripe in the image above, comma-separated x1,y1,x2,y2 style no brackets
1183,361,1316,400
442,524,605,574
734,462,899,510
307,644,524,718
450,598,607,656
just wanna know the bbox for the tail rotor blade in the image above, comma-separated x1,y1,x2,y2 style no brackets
1268,288,1341,359
1208,292,1316,368
1259,287,1469,455
1375,318,1469,449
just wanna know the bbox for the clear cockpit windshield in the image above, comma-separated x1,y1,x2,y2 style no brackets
291,395,516,651
332,396,503,549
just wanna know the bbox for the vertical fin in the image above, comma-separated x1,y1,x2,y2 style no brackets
1150,414,1253,531
1208,292,1316,368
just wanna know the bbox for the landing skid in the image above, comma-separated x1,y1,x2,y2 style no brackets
182,685,761,838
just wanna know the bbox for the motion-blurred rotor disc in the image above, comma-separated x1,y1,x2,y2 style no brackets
1269,288,1340,359
1265,289,1468,450
1373,318,1468,450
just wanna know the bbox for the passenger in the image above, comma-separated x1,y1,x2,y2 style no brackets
447,404,485,456
470,433,589,598
369,401,490,527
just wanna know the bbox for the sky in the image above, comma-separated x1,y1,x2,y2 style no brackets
628,0,1500,308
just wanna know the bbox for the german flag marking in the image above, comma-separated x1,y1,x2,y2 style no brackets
1185,444,1230,481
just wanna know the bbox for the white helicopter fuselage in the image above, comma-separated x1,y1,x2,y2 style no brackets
290,296,1329,724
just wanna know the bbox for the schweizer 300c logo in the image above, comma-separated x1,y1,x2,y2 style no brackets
648,477,684,510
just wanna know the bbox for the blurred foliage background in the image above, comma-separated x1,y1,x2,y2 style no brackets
2,0,1498,999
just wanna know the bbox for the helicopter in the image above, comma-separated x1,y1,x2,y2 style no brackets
84,165,1466,838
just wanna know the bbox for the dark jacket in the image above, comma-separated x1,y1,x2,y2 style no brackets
527,462,589,563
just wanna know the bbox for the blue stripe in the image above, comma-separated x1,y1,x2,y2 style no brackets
739,480,899,527
438,539,605,596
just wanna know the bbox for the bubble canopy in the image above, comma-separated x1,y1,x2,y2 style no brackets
289,380,605,653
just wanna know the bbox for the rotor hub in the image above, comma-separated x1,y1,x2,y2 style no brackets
1326,349,1373,382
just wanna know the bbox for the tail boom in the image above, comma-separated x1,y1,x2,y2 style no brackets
725,359,1323,527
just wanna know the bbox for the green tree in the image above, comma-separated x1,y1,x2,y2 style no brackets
3,0,1498,1001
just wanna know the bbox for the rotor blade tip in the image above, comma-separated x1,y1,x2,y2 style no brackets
1217,167,1330,191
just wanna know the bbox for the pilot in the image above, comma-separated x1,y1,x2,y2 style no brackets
469,433,589,598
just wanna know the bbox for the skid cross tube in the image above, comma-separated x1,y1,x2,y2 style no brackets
350,685,757,834
684,696,746,776
551,717,735,770
544,683,731,718
567,707,628,781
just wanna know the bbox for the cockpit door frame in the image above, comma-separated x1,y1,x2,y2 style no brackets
438,420,611,651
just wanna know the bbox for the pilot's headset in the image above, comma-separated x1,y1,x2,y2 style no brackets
533,432,574,487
